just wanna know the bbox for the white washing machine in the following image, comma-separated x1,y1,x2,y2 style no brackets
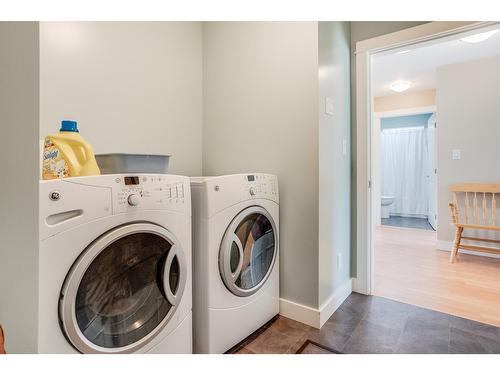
191,173,279,354
39,174,192,353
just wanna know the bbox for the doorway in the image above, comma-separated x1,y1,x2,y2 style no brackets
355,21,500,327
372,109,437,232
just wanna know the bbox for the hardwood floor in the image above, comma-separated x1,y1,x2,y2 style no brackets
374,226,500,327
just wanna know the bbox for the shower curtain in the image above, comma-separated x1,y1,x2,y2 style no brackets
381,126,429,217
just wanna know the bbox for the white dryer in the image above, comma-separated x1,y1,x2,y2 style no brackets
191,174,279,353
39,174,192,353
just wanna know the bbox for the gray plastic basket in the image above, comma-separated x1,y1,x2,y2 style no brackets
96,153,171,174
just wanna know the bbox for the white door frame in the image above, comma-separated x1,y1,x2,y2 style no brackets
354,21,500,295
375,106,437,119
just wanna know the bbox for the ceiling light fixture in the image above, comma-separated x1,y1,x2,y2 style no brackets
460,29,499,43
390,81,411,93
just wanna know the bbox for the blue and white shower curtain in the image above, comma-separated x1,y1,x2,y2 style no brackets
381,126,429,217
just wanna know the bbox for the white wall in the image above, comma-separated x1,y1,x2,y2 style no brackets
318,22,351,306
374,89,436,112
0,22,40,353
40,22,203,176
202,22,320,308
436,55,500,243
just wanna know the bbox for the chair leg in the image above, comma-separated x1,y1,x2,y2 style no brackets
450,226,463,263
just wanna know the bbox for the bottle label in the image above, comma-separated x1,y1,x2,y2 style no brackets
42,139,70,179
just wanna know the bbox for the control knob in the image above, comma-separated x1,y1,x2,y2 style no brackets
127,193,141,206
249,187,256,196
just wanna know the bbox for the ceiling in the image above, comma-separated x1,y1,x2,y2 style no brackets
372,26,500,97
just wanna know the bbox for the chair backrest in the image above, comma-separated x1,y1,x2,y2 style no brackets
449,184,500,226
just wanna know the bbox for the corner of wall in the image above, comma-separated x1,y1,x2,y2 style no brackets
280,278,352,329
0,21,40,353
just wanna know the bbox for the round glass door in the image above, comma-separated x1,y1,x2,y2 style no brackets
59,223,186,353
219,206,277,297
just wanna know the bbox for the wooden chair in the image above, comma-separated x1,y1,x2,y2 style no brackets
449,184,500,263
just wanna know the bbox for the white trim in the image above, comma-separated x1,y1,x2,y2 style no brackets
318,278,353,328
279,298,320,329
356,22,497,54
436,240,500,259
356,21,496,297
371,117,381,227
375,105,437,119
435,240,452,251
356,47,373,296
352,277,367,294
279,279,353,329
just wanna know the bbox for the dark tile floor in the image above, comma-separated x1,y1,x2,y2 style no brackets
230,293,500,354
382,215,434,230
296,341,339,354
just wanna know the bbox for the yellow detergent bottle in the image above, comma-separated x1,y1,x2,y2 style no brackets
42,120,101,180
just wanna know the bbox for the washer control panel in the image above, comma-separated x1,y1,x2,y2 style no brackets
112,175,189,213
243,174,278,200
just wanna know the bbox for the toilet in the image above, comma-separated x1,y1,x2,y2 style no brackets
381,195,394,219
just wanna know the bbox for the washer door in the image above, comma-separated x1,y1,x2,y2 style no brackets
219,206,278,297
59,222,187,353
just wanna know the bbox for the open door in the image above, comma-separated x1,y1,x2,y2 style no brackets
426,113,438,230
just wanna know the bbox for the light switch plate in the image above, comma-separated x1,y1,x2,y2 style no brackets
337,253,342,270
342,139,347,156
325,97,334,116
452,149,461,160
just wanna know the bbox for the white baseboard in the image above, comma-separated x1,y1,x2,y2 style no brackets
279,278,353,329
436,240,500,259
279,298,320,328
318,278,353,327
352,277,369,294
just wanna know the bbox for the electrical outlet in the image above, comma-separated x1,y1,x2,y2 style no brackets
452,149,461,160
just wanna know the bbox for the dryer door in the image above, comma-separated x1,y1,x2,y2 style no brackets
219,206,278,297
59,222,187,353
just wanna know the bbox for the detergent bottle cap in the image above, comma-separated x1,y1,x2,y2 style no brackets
60,120,79,132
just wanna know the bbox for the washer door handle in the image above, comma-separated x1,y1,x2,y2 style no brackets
162,244,186,307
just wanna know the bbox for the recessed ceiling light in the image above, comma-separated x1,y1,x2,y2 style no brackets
460,29,499,43
396,49,411,54
390,81,411,93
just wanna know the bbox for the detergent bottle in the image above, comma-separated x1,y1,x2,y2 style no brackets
42,120,101,180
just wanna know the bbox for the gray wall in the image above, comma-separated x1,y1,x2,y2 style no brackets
318,22,351,306
0,22,40,353
0,22,442,344
349,22,428,276
202,22,320,308
40,22,203,176
436,55,500,242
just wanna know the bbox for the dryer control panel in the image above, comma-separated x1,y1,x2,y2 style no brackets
191,173,278,218
243,173,278,200
111,174,189,214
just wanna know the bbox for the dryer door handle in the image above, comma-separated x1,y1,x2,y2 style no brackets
219,232,244,287
229,233,244,282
